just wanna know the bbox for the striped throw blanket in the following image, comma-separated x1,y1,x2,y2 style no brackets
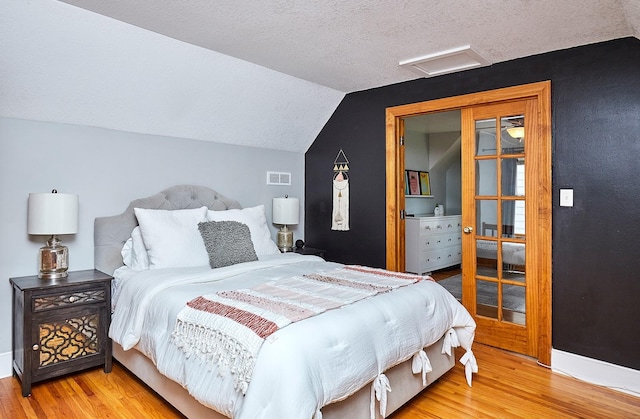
171,266,428,394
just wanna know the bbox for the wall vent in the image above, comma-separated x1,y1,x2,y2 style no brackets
267,171,291,185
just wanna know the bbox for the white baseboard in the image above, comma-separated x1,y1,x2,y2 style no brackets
0,351,12,379
552,349,640,397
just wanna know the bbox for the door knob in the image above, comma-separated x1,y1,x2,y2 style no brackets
463,226,473,234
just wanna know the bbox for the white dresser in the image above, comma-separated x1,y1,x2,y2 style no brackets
405,215,462,275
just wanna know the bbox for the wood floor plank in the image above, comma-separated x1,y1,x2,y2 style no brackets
0,343,638,418
393,344,640,419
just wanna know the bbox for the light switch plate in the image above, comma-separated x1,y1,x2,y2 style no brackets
560,189,573,207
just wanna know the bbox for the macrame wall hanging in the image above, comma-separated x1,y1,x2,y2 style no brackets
332,149,349,231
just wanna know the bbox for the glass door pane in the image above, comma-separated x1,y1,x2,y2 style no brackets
474,113,526,325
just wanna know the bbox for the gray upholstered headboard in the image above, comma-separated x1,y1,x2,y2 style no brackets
94,185,242,275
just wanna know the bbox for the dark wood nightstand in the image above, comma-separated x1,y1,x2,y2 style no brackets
294,246,326,259
10,269,113,397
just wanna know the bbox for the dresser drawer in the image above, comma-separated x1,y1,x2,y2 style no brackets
420,247,462,272
417,217,462,236
406,215,462,275
420,231,462,251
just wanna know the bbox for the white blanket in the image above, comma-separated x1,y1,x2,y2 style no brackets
172,266,427,394
109,253,476,419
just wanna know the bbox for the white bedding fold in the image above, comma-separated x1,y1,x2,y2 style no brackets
109,253,476,418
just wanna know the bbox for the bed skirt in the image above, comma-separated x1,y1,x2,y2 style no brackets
113,334,455,419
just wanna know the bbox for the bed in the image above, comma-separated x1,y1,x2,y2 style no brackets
94,185,477,419
476,222,525,271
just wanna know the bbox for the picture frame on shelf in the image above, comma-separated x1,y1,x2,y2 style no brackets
419,171,431,195
405,171,410,195
406,170,420,195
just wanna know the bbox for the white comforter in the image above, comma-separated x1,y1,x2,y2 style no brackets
109,253,476,419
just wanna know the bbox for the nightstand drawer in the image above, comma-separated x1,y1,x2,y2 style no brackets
34,288,106,311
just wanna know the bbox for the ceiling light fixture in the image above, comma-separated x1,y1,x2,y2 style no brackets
506,126,525,139
399,45,491,78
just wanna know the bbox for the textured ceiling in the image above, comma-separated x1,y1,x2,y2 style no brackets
3,1,638,153
59,0,640,92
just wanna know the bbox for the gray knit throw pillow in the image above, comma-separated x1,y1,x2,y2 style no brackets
198,220,258,268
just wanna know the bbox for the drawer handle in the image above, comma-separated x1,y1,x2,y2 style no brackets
68,296,78,303
437,225,442,229
448,224,452,228
32,344,39,351
425,226,431,230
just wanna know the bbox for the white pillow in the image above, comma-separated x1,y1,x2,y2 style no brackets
134,206,209,269
121,240,133,266
121,227,150,271
207,205,280,256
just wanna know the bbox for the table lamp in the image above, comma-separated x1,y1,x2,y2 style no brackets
272,196,299,252
28,189,79,279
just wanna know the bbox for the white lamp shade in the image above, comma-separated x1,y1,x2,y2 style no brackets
272,197,299,225
506,126,525,139
28,192,79,235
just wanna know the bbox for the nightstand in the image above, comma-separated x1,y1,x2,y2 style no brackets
10,269,113,397
294,246,326,259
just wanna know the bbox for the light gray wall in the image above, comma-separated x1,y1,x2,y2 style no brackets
429,132,461,215
404,130,429,172
404,130,432,216
0,117,305,358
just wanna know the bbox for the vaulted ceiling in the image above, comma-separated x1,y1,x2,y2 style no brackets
58,0,640,92
1,1,638,152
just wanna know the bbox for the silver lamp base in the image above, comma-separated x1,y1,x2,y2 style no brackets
38,235,69,279
277,225,294,252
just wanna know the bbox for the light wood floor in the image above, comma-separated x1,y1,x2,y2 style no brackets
1,343,638,418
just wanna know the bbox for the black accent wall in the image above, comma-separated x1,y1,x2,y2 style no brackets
305,37,640,371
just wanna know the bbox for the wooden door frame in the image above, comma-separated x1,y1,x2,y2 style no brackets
385,81,552,365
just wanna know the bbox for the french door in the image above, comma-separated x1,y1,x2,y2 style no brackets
461,99,538,356
386,82,551,364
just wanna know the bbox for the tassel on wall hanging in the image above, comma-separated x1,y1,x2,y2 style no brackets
332,149,349,231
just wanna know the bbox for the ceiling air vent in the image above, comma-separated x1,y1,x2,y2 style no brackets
399,45,491,78
267,171,291,186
